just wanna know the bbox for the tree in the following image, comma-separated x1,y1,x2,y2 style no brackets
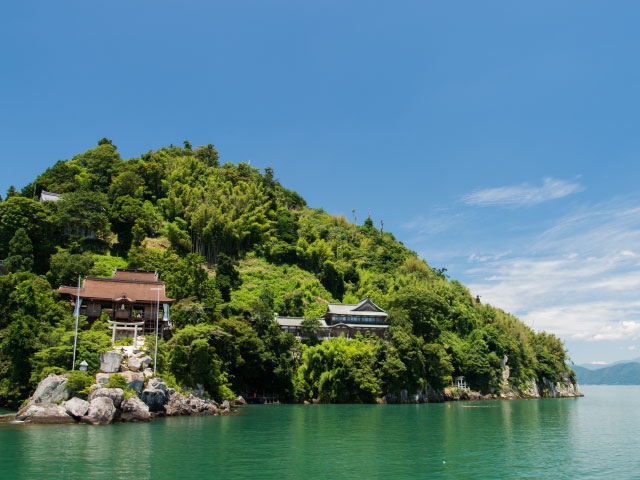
56,190,111,247
319,260,345,301
4,228,34,273
214,253,241,302
300,317,322,344
423,342,454,391
47,250,94,287
166,324,230,400
109,196,158,254
72,140,124,192
195,144,219,168
389,285,449,342
250,285,276,328
33,160,83,194
108,170,145,201
296,337,382,403
0,196,57,273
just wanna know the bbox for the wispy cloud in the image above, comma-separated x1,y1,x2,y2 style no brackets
464,196,640,344
402,209,464,237
404,187,640,362
462,177,584,207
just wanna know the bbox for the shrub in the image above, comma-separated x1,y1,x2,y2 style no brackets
66,371,94,399
104,372,137,400
114,337,133,347
105,373,128,389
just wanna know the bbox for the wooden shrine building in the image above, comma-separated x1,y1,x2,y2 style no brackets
58,269,174,341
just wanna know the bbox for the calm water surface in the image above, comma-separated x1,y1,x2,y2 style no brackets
0,385,637,479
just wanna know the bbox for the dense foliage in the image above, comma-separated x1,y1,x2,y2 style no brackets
0,139,574,407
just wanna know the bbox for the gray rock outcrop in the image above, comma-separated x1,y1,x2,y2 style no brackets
16,404,75,424
89,388,125,409
542,376,583,397
120,371,145,394
82,397,117,425
99,351,123,373
127,355,152,372
147,378,168,392
120,396,151,422
140,378,170,413
17,364,231,426
64,397,90,419
165,392,219,416
28,374,69,405
95,373,112,386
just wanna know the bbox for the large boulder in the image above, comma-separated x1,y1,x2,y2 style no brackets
64,397,90,419
28,374,70,406
82,397,117,425
120,371,145,394
140,388,167,413
89,388,125,409
165,392,219,416
128,355,152,372
95,373,112,386
120,396,150,422
16,404,75,424
141,378,174,413
100,351,123,373
147,378,168,392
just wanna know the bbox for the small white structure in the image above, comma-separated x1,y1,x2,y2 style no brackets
39,190,62,202
454,376,467,389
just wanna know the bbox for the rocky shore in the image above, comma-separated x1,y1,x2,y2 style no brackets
1,349,243,426
380,356,583,404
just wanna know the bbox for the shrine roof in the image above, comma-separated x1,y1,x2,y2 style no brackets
58,272,173,303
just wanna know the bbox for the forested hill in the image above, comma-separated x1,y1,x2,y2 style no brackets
0,139,573,407
573,363,640,385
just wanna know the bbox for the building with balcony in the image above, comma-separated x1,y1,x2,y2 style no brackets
276,297,389,340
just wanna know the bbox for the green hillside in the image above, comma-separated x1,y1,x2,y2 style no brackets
0,139,574,407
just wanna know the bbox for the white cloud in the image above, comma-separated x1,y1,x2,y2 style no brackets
461,177,584,207
402,210,464,236
404,188,640,362
463,196,640,343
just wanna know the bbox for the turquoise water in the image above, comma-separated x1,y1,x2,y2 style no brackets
0,385,637,479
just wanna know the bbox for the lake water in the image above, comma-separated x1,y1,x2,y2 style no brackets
0,385,637,479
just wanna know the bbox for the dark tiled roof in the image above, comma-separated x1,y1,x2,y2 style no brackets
326,297,387,317
58,269,173,303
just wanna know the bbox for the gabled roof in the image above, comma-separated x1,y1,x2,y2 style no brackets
58,269,173,303
275,317,329,328
39,191,62,202
326,297,388,317
112,269,158,282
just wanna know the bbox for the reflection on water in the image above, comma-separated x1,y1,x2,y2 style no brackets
1,387,639,479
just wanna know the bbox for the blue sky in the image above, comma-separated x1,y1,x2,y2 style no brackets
2,1,640,365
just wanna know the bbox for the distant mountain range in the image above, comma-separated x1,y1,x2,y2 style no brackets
573,362,640,385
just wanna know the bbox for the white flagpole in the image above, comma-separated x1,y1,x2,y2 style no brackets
72,275,80,370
